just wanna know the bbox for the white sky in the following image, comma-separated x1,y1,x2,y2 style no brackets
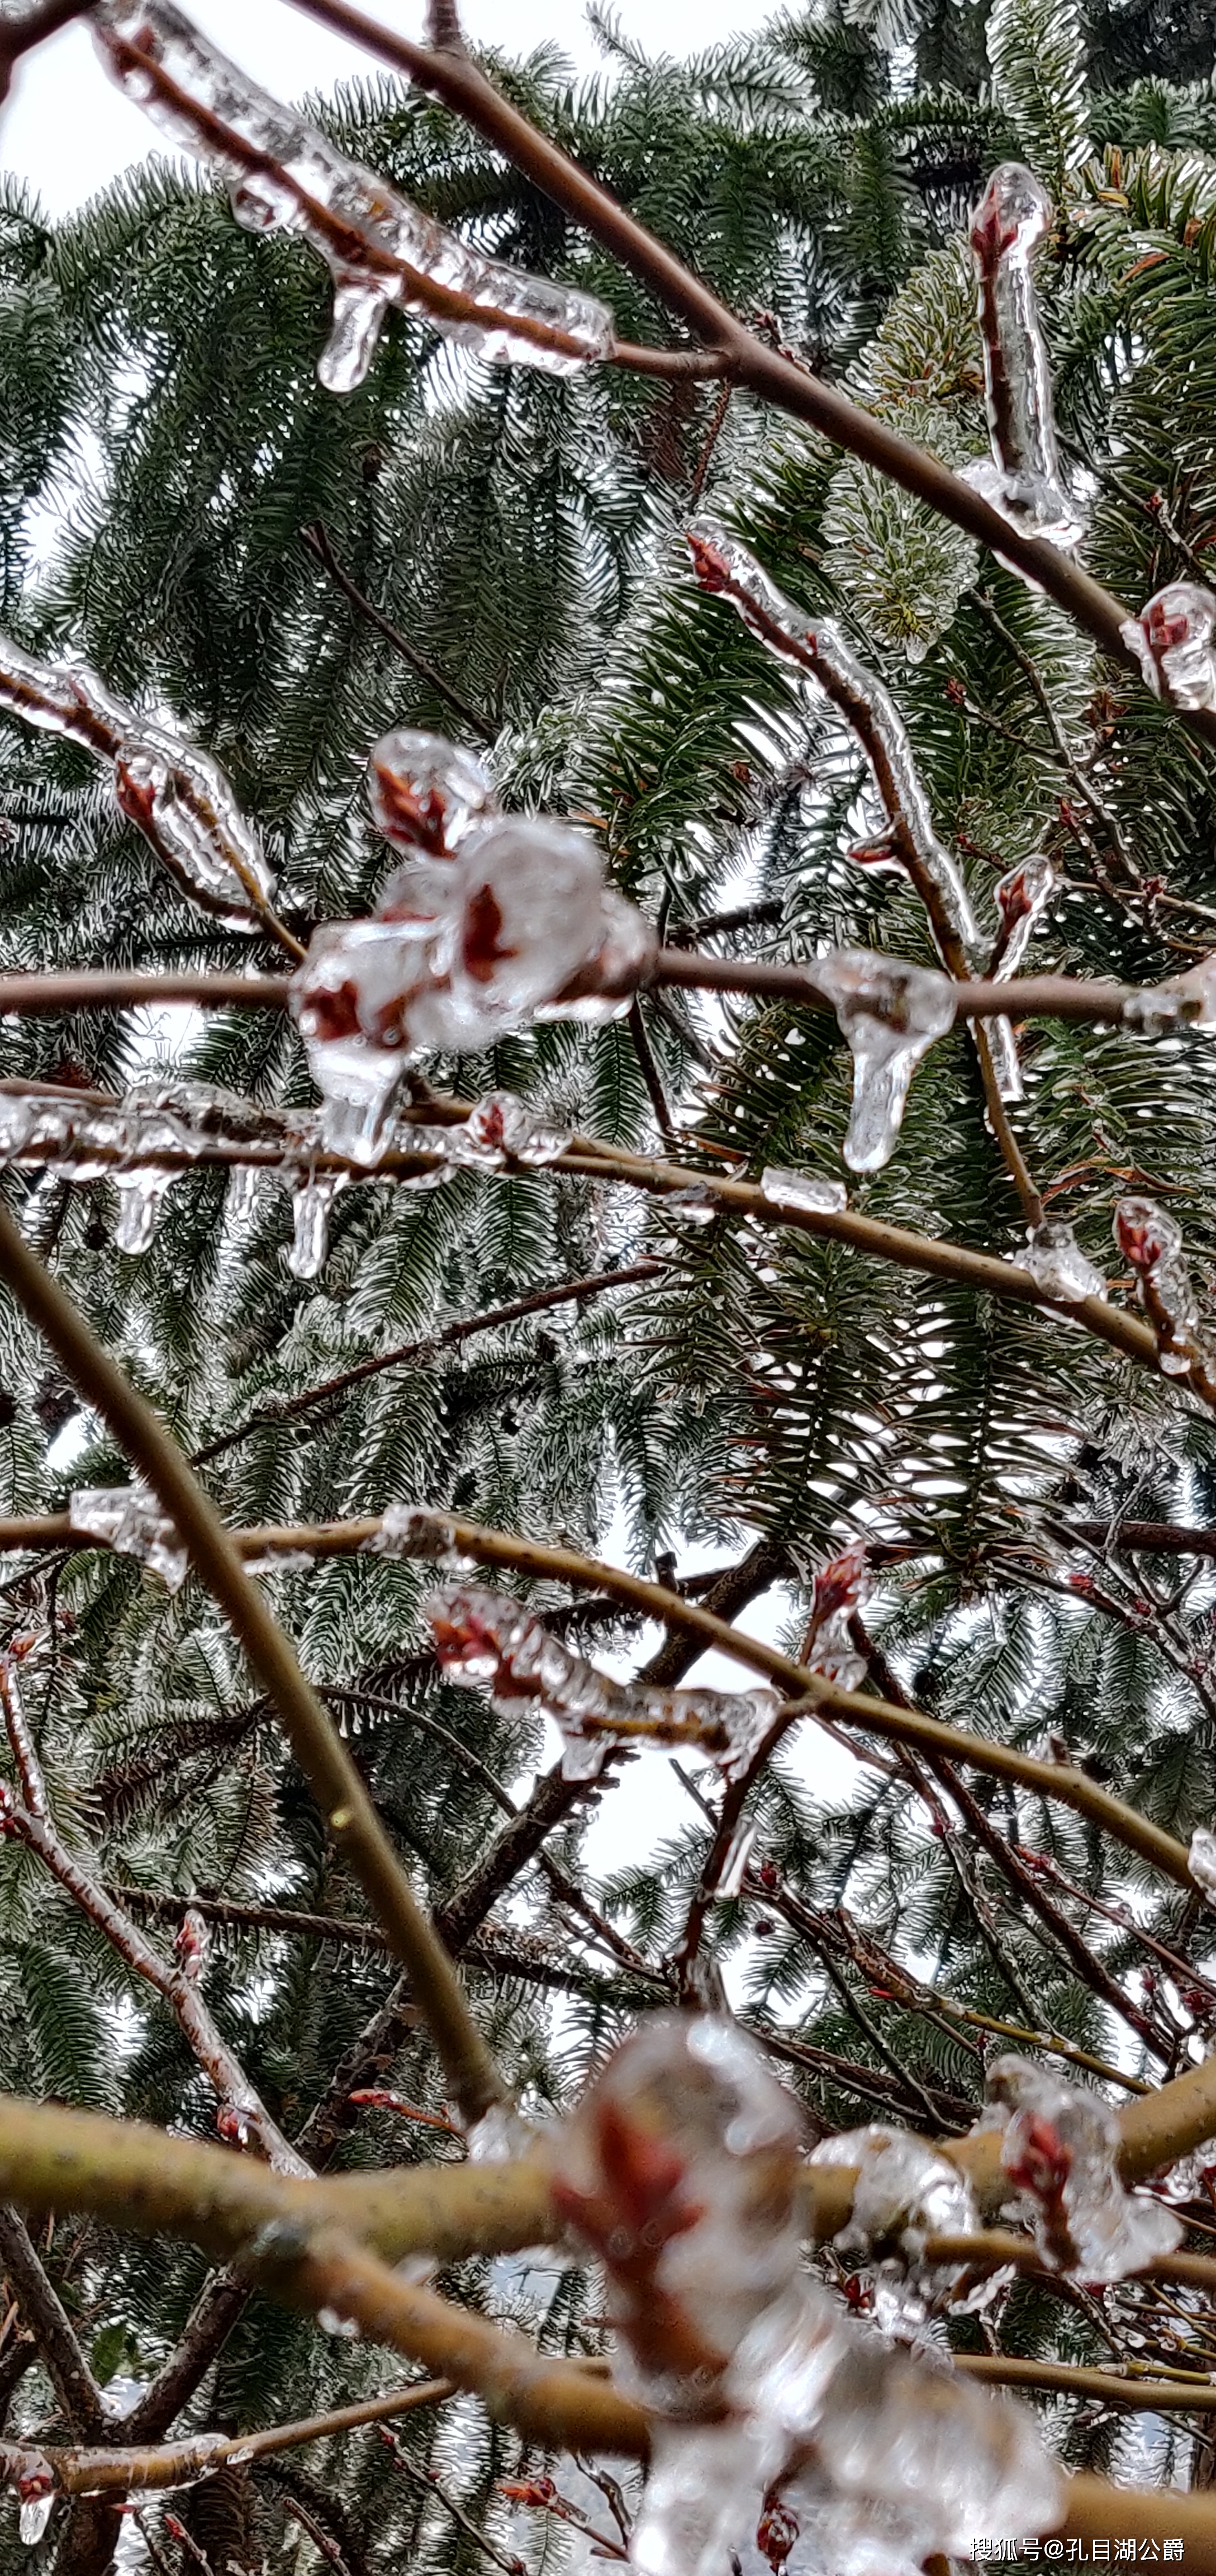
2,0,770,218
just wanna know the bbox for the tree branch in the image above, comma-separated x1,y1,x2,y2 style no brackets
0,2210,106,2440
300,523,495,742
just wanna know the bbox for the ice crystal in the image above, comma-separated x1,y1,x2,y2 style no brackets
965,164,1084,546
813,950,955,1171
427,1586,777,1783
68,1484,188,1593
94,0,613,389
286,1168,348,1278
980,2053,1181,2277
16,2468,55,2551
1022,1219,1104,1304
1114,1195,1203,1376
811,2125,977,2331
0,632,274,927
466,2103,535,2162
1120,581,1216,713
370,729,496,859
760,1167,847,1216
1189,1825,1216,1906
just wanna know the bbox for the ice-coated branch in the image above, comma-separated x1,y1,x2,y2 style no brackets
93,0,614,392
965,165,1083,546
0,1197,510,2132
0,634,294,946
0,1659,308,2171
0,0,94,98
1114,1195,1216,1396
0,2379,453,2500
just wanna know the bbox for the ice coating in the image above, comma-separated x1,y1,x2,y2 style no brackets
760,1167,848,1216
688,520,978,956
426,1585,778,1782
986,855,1057,1100
93,0,614,390
466,2102,536,2162
370,728,496,860
811,2125,977,2331
806,1543,871,1691
981,2053,1181,2278
1120,582,1216,712
287,1167,348,1278
0,632,274,927
553,2016,1061,2574
174,1905,208,1982
1189,1825,1216,1905
69,1484,188,1593
966,165,1084,547
292,797,655,1157
113,1166,175,1255
812,950,955,1171
1160,953,1216,1027
16,2465,55,2550
1022,1219,1105,1304
1114,1194,1201,1376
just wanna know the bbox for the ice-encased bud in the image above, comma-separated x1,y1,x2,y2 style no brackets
1156,953,1216,1027
287,1168,348,1277
369,728,496,859
421,817,628,1044
965,164,1084,548
68,1484,188,1593
632,2419,784,2576
459,1091,571,1166
16,2463,55,2550
993,854,1056,976
94,0,614,387
1114,1195,1201,1375
536,885,659,1027
761,1167,848,1216
290,918,424,1163
426,1584,778,1782
980,2053,1181,2278
805,1545,872,1692
1022,1219,1105,1304
1189,1825,1216,1906
1120,582,1216,712
792,2333,1062,2553
811,2126,977,2332
813,950,954,1171
550,2011,805,2415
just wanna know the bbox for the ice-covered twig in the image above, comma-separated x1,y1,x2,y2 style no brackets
93,0,613,392
1120,582,1216,713
0,633,285,940
965,165,1084,547
984,854,1057,1104
0,2380,454,2503
425,1583,780,1782
1113,1195,1216,1392
0,1659,309,2174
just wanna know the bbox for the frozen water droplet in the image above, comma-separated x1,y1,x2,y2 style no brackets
1120,581,1216,712
980,2053,1182,2278
811,2126,977,2333
761,1167,847,1216
1114,1195,1203,1375
19,2497,54,2549
1022,1220,1104,1304
370,728,495,859
317,2305,359,2338
466,2102,534,2162
69,1484,188,1593
286,1167,348,1278
813,950,954,1171
965,165,1085,548
113,1166,174,1255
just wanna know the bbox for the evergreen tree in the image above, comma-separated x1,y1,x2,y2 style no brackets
2,0,1216,2571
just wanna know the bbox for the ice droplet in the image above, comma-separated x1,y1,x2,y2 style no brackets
18,2497,54,2549
964,164,1084,547
812,950,954,1171
94,0,614,387
0,631,274,927
113,1165,174,1255
370,728,496,859
1189,1825,1216,1905
1120,581,1216,712
317,2305,359,2338
978,2053,1182,2278
761,1167,847,1216
287,1167,348,1278
69,1484,188,1593
1022,1219,1105,1304
427,1584,777,1782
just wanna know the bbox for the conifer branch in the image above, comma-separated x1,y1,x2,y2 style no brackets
0,1202,510,2131
300,524,495,741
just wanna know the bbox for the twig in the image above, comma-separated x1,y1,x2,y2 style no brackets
379,2434,525,2576
0,2209,106,2439
0,2379,454,2495
0,1202,509,2130
0,0,95,96
626,998,680,1145
300,524,495,742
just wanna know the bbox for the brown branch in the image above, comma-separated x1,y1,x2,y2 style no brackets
0,2379,454,2496
625,998,679,1144
0,2210,106,2440
300,524,495,742
0,1202,507,2130
953,2354,1216,2411
1067,1519,1216,1557
0,0,95,95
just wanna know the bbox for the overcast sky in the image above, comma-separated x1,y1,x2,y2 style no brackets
3,0,770,217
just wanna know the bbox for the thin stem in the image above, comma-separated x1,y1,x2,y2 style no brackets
0,1203,507,2129
0,0,95,91
301,524,495,742
0,2380,455,2494
953,2354,1216,2411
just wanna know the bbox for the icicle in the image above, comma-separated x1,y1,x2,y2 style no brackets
1189,1826,1216,1906
1120,581,1216,713
93,0,614,389
718,1819,757,1898
0,633,274,927
68,1484,188,1593
426,1585,778,1782
760,1167,848,1216
811,950,955,1172
977,2053,1182,2277
113,1165,175,1255
370,728,496,859
687,522,978,956
174,1906,208,1983
289,919,422,1163
16,2466,55,2550
1113,1196,1203,1376
810,2127,977,2333
965,165,1084,547
286,1166,348,1278
986,855,1057,1101
1022,1219,1105,1303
